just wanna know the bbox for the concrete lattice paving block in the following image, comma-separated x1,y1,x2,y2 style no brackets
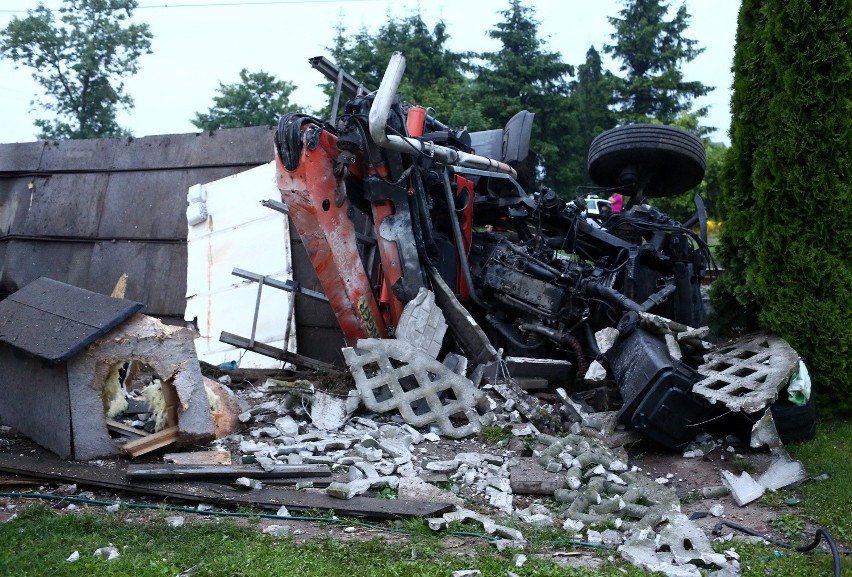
343,339,483,438
694,333,799,413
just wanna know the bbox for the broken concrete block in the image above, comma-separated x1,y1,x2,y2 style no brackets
344,339,484,438
310,390,355,431
396,288,448,359
93,545,120,561
694,333,799,413
720,470,764,506
749,410,783,452
757,451,808,491
275,415,300,437
326,479,371,500
234,477,263,490
263,524,291,537
595,327,620,354
583,360,608,382
397,477,464,506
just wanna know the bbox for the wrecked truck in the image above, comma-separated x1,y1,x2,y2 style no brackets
274,52,716,449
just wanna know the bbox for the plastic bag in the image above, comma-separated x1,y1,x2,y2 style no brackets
787,360,811,406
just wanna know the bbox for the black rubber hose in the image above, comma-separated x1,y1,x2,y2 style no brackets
712,519,844,577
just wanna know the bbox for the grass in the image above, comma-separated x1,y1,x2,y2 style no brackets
0,504,649,577
1,420,849,577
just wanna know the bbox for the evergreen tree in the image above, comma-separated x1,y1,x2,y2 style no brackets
328,15,483,129
714,0,852,415
0,0,152,139
563,46,618,194
192,69,300,130
475,0,575,190
750,0,852,414
604,0,711,126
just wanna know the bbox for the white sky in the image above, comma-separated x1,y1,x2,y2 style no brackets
0,0,740,144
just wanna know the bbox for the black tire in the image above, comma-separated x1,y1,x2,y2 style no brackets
587,124,706,197
770,394,817,444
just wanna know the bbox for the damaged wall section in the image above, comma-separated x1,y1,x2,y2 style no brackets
0,278,214,460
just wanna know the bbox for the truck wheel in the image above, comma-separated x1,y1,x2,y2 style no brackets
587,124,706,197
769,394,817,443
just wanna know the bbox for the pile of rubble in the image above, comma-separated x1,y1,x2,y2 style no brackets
0,280,819,577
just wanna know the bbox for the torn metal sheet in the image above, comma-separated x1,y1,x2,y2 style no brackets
694,333,799,413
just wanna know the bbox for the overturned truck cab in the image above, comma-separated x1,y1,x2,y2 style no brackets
275,52,718,450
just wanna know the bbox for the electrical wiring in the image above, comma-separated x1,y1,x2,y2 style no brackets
713,519,847,577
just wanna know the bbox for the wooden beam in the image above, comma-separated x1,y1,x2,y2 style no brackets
122,426,179,458
126,463,331,481
0,453,453,519
106,419,147,438
219,332,340,374
164,451,232,466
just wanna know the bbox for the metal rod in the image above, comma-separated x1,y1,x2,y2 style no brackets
249,276,265,348
231,268,328,302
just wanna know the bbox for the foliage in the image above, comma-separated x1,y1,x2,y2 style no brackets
191,69,300,130
0,507,658,576
0,0,152,139
716,0,852,415
649,140,726,222
328,15,483,129
604,0,711,128
474,0,575,190
709,0,767,336
562,46,619,196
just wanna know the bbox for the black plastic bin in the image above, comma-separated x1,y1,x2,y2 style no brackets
607,327,712,450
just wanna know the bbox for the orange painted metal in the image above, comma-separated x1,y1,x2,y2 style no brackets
275,124,387,344
454,174,475,301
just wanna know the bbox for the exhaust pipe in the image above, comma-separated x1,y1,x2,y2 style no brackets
368,52,517,178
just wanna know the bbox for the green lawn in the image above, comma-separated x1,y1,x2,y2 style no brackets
0,420,849,577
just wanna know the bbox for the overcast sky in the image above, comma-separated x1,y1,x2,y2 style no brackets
0,0,741,144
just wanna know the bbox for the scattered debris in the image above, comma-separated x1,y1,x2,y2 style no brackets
93,544,120,561
720,471,765,507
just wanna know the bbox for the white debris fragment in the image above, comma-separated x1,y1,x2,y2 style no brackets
720,470,765,506
263,524,291,537
105,504,120,513
93,545,120,561
167,515,185,527
66,551,80,562
709,504,725,517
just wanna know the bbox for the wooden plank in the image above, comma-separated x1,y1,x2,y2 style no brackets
0,453,453,519
219,331,341,374
106,419,147,438
164,451,232,466
122,426,179,458
126,463,331,481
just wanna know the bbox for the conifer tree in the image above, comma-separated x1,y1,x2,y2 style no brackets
604,0,710,125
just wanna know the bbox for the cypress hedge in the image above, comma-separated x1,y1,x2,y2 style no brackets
714,0,852,415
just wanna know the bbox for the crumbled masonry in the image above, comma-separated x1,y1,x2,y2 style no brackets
395,288,448,359
343,339,484,438
694,333,799,413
